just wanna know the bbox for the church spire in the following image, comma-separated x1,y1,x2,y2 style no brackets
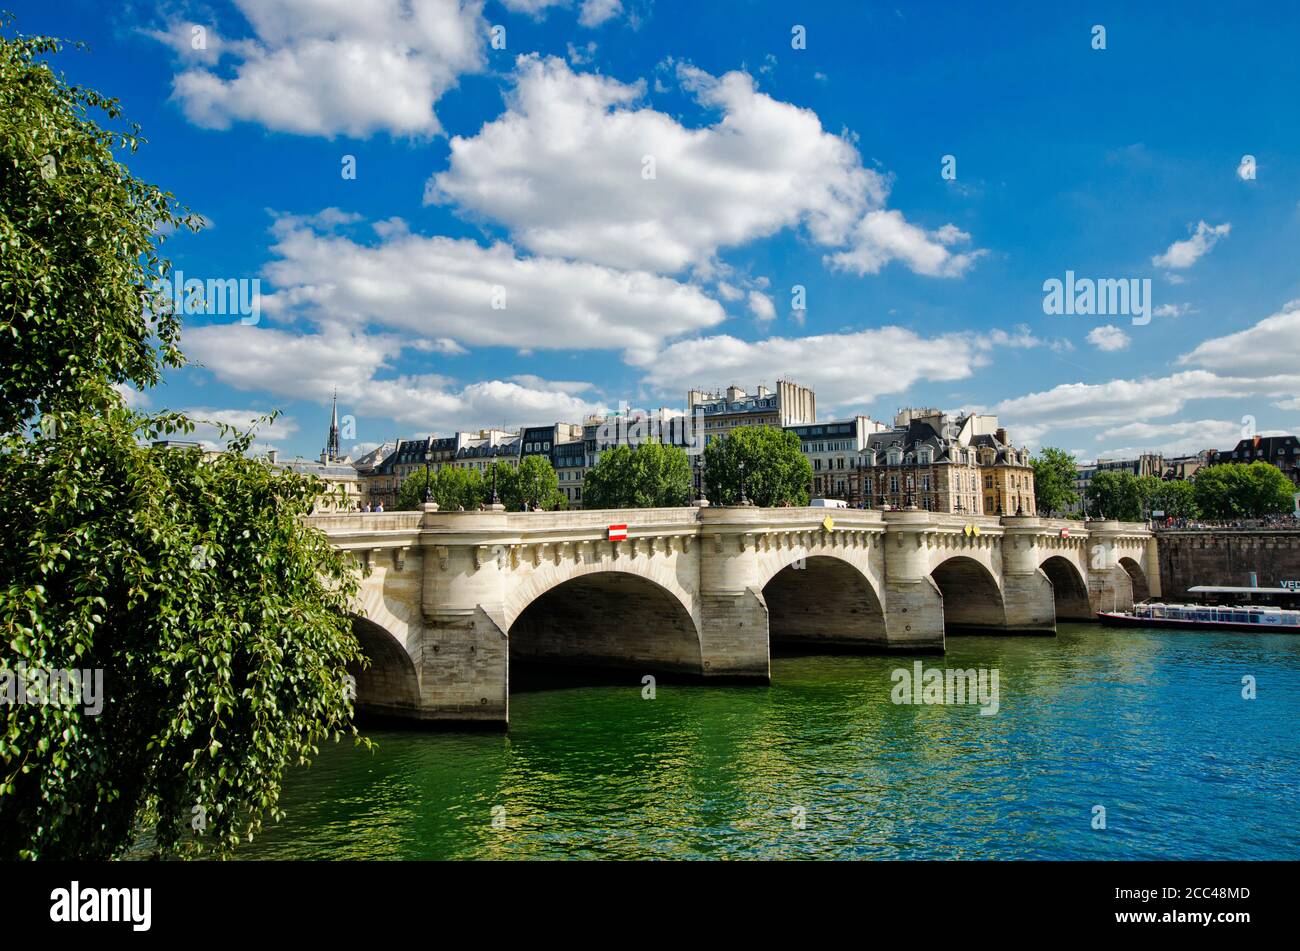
325,389,340,461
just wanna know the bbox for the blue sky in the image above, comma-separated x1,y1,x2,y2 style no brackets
12,0,1300,461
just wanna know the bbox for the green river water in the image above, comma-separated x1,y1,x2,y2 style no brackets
232,623,1299,860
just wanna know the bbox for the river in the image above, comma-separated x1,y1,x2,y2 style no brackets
234,623,1300,860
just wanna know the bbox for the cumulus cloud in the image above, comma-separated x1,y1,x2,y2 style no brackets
1177,299,1300,378
632,325,1038,410
1093,418,1250,458
992,371,1256,432
500,0,622,24
578,0,624,26
112,382,150,410
428,56,978,277
157,0,487,137
180,407,299,453
826,212,983,278
258,211,726,355
1153,302,1194,318
1087,325,1130,351
747,290,776,322
1152,220,1231,270
184,324,606,433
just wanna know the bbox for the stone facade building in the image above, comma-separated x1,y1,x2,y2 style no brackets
855,408,1035,515
1206,435,1300,484
788,416,887,503
686,380,817,496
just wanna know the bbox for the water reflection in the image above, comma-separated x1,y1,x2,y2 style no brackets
235,625,1300,860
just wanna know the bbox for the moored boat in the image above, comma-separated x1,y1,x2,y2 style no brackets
1097,585,1300,633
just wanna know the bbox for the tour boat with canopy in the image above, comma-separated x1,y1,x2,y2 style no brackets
1097,585,1300,632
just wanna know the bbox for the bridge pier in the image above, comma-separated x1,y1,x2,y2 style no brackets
1000,518,1059,634
882,512,947,650
698,591,771,680
419,609,509,726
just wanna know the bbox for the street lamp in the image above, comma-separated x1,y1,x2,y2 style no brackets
422,446,433,504
491,461,500,506
738,460,749,505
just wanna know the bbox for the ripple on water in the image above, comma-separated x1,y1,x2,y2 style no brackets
230,624,1300,860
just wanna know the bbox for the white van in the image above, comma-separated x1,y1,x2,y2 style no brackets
809,498,847,508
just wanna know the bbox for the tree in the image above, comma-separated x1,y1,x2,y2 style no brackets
704,426,813,507
1148,479,1199,519
0,27,365,859
509,455,563,510
1085,470,1146,521
582,441,693,509
1031,447,1080,516
0,29,193,433
397,466,483,511
482,461,518,508
1193,462,1294,518
0,408,365,859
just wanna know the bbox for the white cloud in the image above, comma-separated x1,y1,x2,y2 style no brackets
180,407,299,453
992,371,1256,432
1087,325,1130,351
428,56,978,277
1153,302,1194,318
747,290,776,322
184,324,606,433
578,0,623,27
827,212,983,278
112,382,151,410
1152,220,1231,270
1096,419,1282,459
1177,300,1300,379
159,0,486,137
258,212,726,355
502,0,623,26
633,325,1036,410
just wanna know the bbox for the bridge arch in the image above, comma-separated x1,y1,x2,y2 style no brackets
1040,554,1092,621
1119,556,1150,601
931,555,1007,633
349,615,422,720
507,570,703,677
760,554,888,649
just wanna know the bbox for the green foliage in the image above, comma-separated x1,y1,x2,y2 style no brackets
397,465,484,511
582,441,693,509
0,408,366,859
1147,479,1199,519
482,461,517,508
0,26,368,861
1031,447,1080,516
1193,462,1294,518
704,426,813,507
508,455,563,510
1085,471,1147,521
0,29,196,432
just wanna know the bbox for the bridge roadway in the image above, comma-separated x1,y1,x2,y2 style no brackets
307,505,1157,727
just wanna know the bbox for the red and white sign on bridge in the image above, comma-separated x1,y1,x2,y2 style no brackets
607,524,628,542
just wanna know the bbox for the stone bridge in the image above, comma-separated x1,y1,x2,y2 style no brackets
307,506,1156,727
